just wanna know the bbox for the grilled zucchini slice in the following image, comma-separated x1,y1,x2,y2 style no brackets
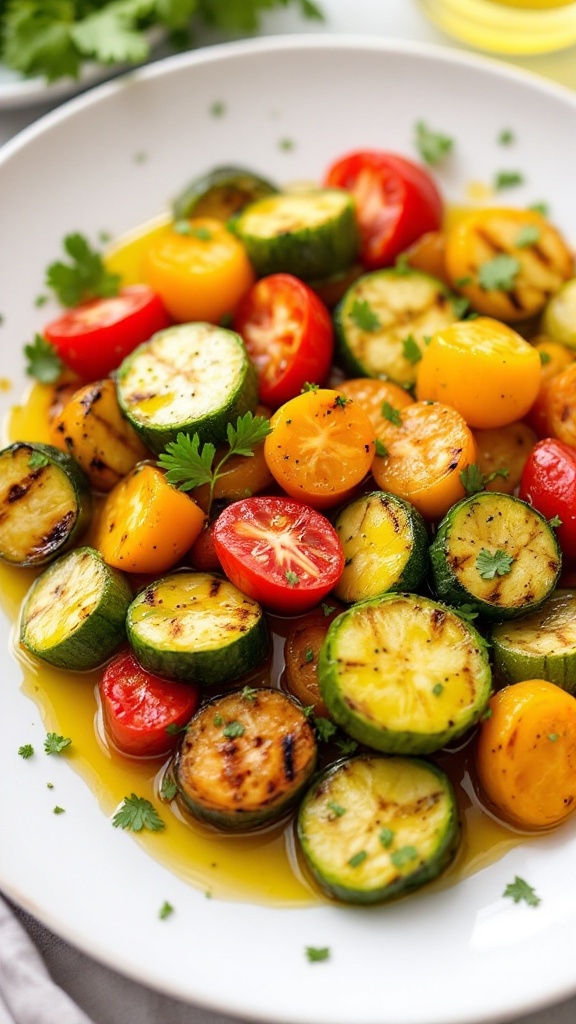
334,268,459,387
297,755,460,904
0,442,92,567
20,546,132,670
318,592,491,754
491,589,576,693
332,490,428,604
126,571,269,686
229,189,359,281
173,165,277,221
174,688,317,830
116,322,258,454
430,491,561,620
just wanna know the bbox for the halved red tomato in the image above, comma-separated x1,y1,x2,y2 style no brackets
212,495,345,614
323,150,443,270
44,284,172,380
99,649,200,757
519,437,576,560
234,273,334,407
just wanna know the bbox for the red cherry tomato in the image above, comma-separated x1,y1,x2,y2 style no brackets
233,273,334,408
99,649,200,758
519,437,576,559
44,285,172,379
212,495,345,614
323,150,443,270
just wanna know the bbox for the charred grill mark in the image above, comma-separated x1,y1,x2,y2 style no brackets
209,577,223,599
38,511,75,551
80,385,103,413
143,587,157,606
6,467,47,504
282,734,295,781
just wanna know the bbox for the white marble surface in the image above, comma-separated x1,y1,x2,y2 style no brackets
2,2,576,1022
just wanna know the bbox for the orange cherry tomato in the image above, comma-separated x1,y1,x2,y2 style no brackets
476,679,576,829
371,400,477,520
524,335,575,436
335,377,414,439
416,317,541,428
542,361,576,447
264,388,375,510
142,217,254,323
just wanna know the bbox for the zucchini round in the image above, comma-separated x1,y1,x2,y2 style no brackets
429,491,561,620
491,589,576,693
174,687,317,830
332,490,428,604
334,268,459,387
229,189,359,281
0,441,92,566
20,546,132,670
116,322,258,454
126,571,269,686
318,592,492,754
297,754,460,904
173,165,277,221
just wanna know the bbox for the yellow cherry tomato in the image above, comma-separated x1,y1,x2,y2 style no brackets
472,421,538,494
416,317,541,428
142,217,255,323
476,679,576,830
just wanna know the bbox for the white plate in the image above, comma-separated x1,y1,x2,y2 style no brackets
1,35,576,1024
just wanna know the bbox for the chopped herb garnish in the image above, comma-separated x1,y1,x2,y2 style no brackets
451,295,471,319
432,683,444,696
158,412,271,515
498,129,515,145
482,706,493,720
414,120,454,166
503,876,541,907
458,604,480,622
314,716,338,743
334,394,350,408
379,827,394,849
549,515,562,527
402,334,422,364
18,744,34,759
222,721,245,739
28,451,49,469
302,381,319,392
279,138,295,151
394,252,412,275
494,170,524,190
24,334,62,383
391,845,418,868
348,850,368,868
321,602,336,616
210,100,226,117
349,297,381,332
381,401,402,426
213,713,223,726
159,901,174,920
515,224,541,248
374,438,388,458
478,254,520,292
304,647,314,663
455,275,473,287
327,801,346,817
539,350,552,365
174,221,212,240
112,794,165,832
305,946,330,962
460,463,509,495
241,685,258,702
53,806,65,815
548,733,559,742
46,232,120,307
476,548,515,580
528,201,549,216
35,294,48,307
165,722,187,735
335,735,358,756
285,570,300,586
44,733,72,754
160,774,178,801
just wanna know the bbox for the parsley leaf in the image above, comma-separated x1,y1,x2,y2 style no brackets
160,773,178,801
18,744,34,759
349,297,381,332
28,451,49,470
158,412,271,514
414,120,454,166
327,801,346,817
515,224,541,248
112,793,165,832
44,733,72,754
285,570,300,586
381,401,402,426
348,850,368,868
159,900,174,920
476,548,515,580
391,845,418,868
478,254,520,292
374,438,388,458
402,334,422,365
549,515,563,528
539,350,552,365
460,463,509,495
24,335,62,383
494,170,524,190
46,233,120,307
503,876,541,907
305,946,330,962
498,128,515,145
222,721,245,739
314,716,338,743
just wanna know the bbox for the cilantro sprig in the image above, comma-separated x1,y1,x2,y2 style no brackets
460,463,509,495
503,876,541,907
24,335,62,383
158,411,271,514
414,120,454,166
46,233,121,307
476,548,515,580
112,793,165,832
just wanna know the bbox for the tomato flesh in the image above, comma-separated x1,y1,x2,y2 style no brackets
234,273,334,407
323,150,443,270
519,437,576,560
212,495,345,614
44,284,172,379
99,649,200,757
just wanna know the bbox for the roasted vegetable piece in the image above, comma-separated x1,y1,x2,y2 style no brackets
173,165,278,221
283,602,343,718
298,755,460,904
318,592,492,755
174,688,317,830
0,442,92,566
491,590,576,693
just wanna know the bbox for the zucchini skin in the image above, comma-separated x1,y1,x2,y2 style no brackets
116,322,258,454
0,442,92,567
297,754,460,904
318,592,492,755
126,571,270,686
174,688,317,831
430,491,561,620
229,190,360,281
173,165,278,221
20,546,132,670
333,490,429,604
491,589,576,693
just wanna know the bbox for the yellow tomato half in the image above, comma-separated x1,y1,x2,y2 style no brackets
416,317,541,428
142,217,255,323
